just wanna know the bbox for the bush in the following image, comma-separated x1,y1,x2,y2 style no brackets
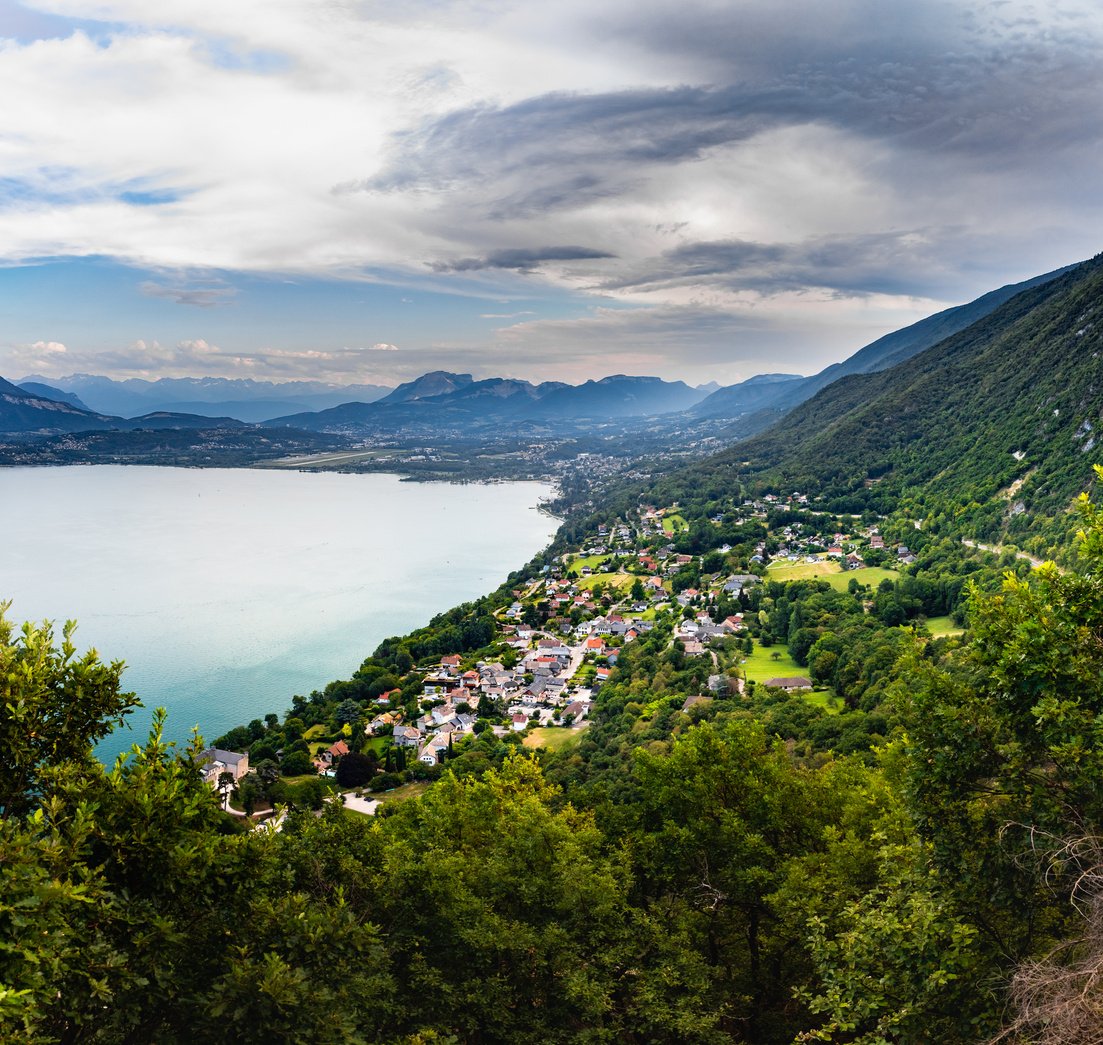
369,772,405,793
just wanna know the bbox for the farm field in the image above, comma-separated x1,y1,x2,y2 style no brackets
577,571,635,591
766,560,842,581
523,726,588,752
822,566,900,590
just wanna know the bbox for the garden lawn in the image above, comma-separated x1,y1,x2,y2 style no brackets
822,566,900,591
803,690,843,715
661,513,689,534
766,560,842,581
567,554,613,577
741,643,805,683
923,615,964,637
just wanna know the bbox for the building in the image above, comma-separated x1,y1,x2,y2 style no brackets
198,748,249,787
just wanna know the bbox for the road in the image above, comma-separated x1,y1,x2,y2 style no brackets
961,538,1048,569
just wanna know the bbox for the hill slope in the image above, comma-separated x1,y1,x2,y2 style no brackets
660,254,1103,540
0,378,119,433
692,265,1074,431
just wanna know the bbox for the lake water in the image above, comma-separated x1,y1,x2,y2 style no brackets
0,466,558,762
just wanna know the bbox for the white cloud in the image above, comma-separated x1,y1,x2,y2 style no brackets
2,0,1103,380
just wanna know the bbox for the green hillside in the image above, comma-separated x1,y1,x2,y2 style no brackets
657,253,1103,548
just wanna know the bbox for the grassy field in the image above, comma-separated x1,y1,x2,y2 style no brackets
822,566,900,591
803,690,843,715
766,560,842,581
740,643,806,683
924,615,964,637
567,553,613,576
661,513,689,534
577,571,635,591
523,726,588,752
374,781,430,807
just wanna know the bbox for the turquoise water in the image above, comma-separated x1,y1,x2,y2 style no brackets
0,466,557,761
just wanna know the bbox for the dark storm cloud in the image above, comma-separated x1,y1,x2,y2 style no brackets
362,85,772,216
431,245,616,272
601,231,965,298
359,2,1103,223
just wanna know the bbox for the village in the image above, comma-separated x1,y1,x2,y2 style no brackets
200,491,915,815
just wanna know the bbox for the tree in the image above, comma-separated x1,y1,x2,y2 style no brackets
334,698,363,727
0,607,138,819
335,751,377,788
280,750,315,777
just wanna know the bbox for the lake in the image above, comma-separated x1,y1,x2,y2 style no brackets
0,466,558,762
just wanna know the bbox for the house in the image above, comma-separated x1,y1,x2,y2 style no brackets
440,654,463,671
764,676,813,691
198,748,249,787
584,636,606,653
431,704,457,726
393,725,422,747
511,712,529,732
322,739,349,764
419,734,450,765
562,701,586,722
682,695,712,711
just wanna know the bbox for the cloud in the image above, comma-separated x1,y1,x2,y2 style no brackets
139,279,238,307
599,230,966,299
432,246,615,272
1,0,1103,381
369,343,399,351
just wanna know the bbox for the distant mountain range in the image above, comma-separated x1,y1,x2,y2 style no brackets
3,259,1085,452
265,373,710,431
16,374,393,423
0,377,250,434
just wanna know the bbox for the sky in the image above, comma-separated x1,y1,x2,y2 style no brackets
2,0,1103,387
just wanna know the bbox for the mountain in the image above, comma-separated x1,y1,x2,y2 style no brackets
0,377,119,433
524,375,707,419
670,253,1103,531
692,264,1075,429
376,371,474,405
18,382,91,411
689,373,804,419
114,412,247,431
20,375,392,421
267,373,706,431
